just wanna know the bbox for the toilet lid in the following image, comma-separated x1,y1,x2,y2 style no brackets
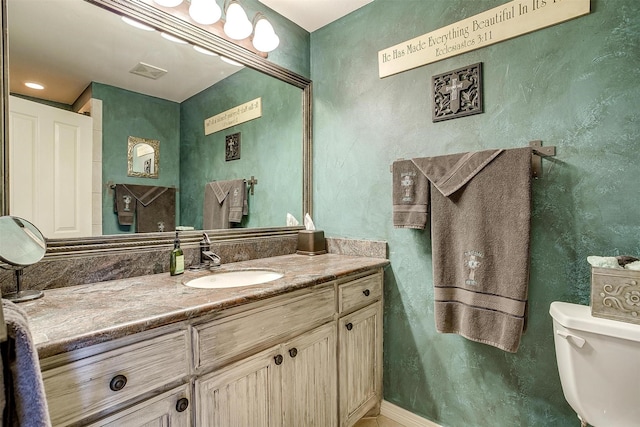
550,301,640,343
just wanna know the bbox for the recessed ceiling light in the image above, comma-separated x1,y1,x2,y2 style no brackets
160,32,188,44
153,0,183,7
220,56,243,67
25,82,44,90
193,45,218,56
121,16,155,31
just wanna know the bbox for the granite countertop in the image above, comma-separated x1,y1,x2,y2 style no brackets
19,254,389,359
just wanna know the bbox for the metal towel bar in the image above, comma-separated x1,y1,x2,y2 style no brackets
390,140,557,178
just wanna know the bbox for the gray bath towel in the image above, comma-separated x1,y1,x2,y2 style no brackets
203,180,247,229
392,159,429,229
1,300,51,427
412,147,531,353
123,185,176,233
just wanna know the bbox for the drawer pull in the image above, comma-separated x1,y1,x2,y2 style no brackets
274,354,284,365
346,322,353,331
109,375,127,392
363,289,370,297
289,348,298,358
176,398,189,413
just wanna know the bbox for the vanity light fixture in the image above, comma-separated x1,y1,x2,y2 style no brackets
251,13,279,53
150,0,279,53
223,1,252,40
188,0,222,25
121,16,155,31
25,82,45,90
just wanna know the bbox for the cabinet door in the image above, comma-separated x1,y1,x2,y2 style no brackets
280,322,337,427
338,302,382,427
87,384,191,427
196,345,283,427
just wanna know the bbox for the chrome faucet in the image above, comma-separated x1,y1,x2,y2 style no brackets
200,233,221,268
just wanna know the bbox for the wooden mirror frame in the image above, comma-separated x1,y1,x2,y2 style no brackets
0,0,312,257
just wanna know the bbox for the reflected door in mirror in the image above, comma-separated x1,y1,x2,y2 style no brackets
9,96,93,238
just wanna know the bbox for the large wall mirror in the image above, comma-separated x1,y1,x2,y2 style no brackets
0,0,311,253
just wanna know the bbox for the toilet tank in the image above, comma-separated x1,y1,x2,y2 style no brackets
550,301,640,427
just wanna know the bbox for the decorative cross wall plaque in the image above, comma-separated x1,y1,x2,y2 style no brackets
432,62,483,122
225,132,241,161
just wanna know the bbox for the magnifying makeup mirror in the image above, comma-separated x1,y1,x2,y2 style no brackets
0,216,47,302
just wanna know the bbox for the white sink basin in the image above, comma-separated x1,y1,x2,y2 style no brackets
184,269,283,289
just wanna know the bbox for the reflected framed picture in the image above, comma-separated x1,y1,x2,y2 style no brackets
225,132,241,161
127,136,159,178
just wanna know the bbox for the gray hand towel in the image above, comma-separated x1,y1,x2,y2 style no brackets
412,147,531,353
1,300,52,427
392,159,429,229
123,185,176,233
203,180,247,229
203,182,229,230
114,184,135,226
228,180,247,223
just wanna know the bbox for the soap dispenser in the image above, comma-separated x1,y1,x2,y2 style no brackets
170,231,184,276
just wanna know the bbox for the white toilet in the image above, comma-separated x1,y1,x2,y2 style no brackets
550,301,640,427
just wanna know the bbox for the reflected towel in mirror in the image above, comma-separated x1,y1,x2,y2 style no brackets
203,180,247,229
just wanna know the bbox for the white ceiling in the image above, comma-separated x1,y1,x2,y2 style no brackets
259,0,373,32
8,0,372,106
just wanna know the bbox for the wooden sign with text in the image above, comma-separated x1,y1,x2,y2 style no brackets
378,0,590,78
205,98,262,135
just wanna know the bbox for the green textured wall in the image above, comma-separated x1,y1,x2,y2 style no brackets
94,82,181,235
179,68,303,229
311,0,640,426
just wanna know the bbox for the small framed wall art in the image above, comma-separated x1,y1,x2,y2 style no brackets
225,132,241,161
432,62,483,122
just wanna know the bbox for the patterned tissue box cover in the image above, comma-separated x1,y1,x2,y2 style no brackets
591,267,640,325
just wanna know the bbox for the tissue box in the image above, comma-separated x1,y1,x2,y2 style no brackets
296,230,327,256
591,267,640,325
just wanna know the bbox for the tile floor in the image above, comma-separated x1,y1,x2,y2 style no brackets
354,415,406,427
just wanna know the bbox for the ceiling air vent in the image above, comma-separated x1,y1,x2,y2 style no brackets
129,62,168,80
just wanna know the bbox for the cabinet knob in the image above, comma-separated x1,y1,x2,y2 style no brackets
346,323,353,331
176,398,189,413
289,348,298,358
363,289,370,297
109,374,127,392
274,354,284,365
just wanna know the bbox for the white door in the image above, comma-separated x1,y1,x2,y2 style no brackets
9,95,93,238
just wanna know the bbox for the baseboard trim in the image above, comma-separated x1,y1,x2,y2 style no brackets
380,401,442,427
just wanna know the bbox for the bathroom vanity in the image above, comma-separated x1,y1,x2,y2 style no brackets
21,254,388,427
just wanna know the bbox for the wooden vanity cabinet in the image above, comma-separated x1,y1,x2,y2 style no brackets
40,326,191,427
39,268,383,427
337,272,384,427
196,322,337,427
86,384,192,427
193,283,338,427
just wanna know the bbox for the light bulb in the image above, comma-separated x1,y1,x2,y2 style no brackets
224,2,252,40
252,17,279,52
153,0,183,7
189,0,222,25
